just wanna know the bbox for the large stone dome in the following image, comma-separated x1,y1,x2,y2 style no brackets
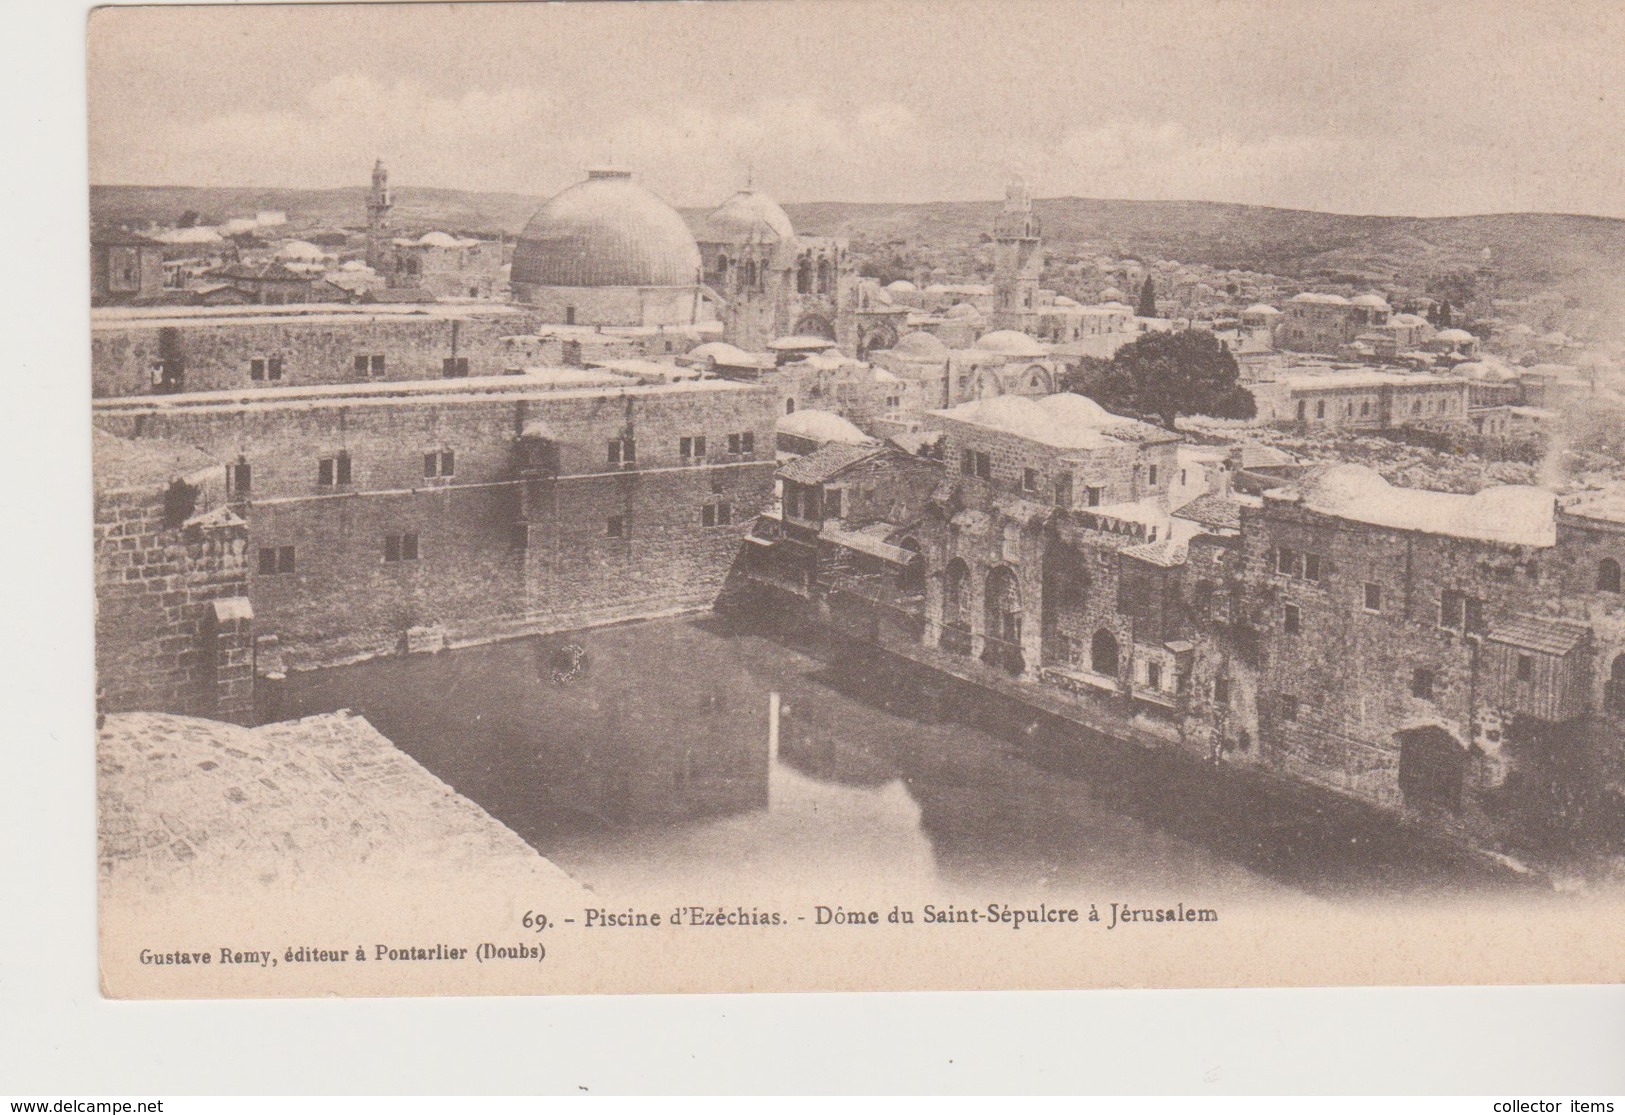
511,168,701,288
700,189,796,244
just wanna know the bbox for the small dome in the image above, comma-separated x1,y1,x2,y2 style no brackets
1289,292,1350,305
273,240,326,261
417,230,464,248
1350,293,1392,310
1053,295,1079,307
1243,303,1282,315
778,409,873,446
700,189,796,244
1099,286,1125,302
1435,328,1475,343
1389,313,1428,327
974,330,1048,357
889,331,949,359
1037,392,1114,427
886,280,918,293
945,302,983,320
512,168,701,289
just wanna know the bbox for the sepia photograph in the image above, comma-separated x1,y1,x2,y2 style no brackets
81,0,1625,1002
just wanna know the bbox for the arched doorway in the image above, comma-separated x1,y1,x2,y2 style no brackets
1397,725,1467,812
792,313,837,341
982,565,1023,674
1607,654,1625,716
1090,629,1119,678
941,559,972,656
858,322,898,360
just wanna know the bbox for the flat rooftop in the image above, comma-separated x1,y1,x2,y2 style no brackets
91,368,765,416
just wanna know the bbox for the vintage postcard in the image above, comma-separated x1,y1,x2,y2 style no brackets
90,0,1625,999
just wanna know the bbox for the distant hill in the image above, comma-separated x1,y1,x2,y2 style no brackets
91,184,1625,309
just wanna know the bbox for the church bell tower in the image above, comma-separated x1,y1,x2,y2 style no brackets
365,158,393,271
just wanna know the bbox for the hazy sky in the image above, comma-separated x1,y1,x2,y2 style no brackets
88,0,1625,218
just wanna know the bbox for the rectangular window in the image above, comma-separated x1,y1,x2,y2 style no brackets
606,515,624,538
961,449,976,477
607,438,636,468
384,532,420,562
1086,486,1103,507
442,357,469,378
717,501,732,526
1054,472,1073,508
318,457,333,487
1283,603,1301,634
1303,553,1321,582
1411,668,1435,700
1023,468,1040,493
354,355,368,376
370,354,385,377
1315,400,1326,419
701,504,716,528
318,454,351,488
1516,654,1534,682
257,546,294,575
824,489,842,519
250,358,265,381
786,488,801,518
267,357,283,381
228,462,251,497
727,432,756,456
1276,547,1300,577
975,451,991,480
1363,582,1382,612
1148,465,1158,487
1146,662,1163,690
423,449,455,479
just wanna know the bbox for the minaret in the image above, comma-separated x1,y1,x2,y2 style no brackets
365,158,393,271
992,172,1043,323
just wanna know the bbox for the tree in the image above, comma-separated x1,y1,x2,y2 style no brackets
1136,275,1157,318
1091,329,1256,430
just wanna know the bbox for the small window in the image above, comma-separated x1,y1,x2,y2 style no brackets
384,532,420,562
680,435,707,461
267,357,282,381
423,449,454,479
961,449,976,477
1516,654,1534,682
701,504,716,528
1315,400,1326,419
1598,558,1621,594
606,515,624,538
1283,603,1301,635
1411,668,1435,700
227,461,251,497
608,438,636,468
353,355,368,376
250,358,266,381
1363,582,1382,612
717,501,732,526
975,452,991,480
1296,400,1307,421
1146,662,1162,690
824,489,842,519
1022,468,1040,493
1303,553,1321,582
257,546,294,575
442,357,469,378
371,355,386,376
1276,547,1300,577
1148,465,1158,487
1086,486,1103,507
785,398,795,415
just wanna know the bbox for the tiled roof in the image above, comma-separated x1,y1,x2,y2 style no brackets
1173,493,1244,530
1488,614,1591,656
776,443,885,485
1120,539,1189,567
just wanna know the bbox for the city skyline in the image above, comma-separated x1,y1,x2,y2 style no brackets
88,0,1625,220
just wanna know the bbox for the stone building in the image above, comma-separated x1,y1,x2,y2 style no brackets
90,232,167,307
1247,368,1471,429
93,430,254,724
1278,292,1392,353
378,231,507,300
94,374,778,672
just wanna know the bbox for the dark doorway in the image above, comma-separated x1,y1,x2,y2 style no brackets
1398,726,1466,812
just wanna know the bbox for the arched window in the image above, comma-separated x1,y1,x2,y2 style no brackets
716,254,729,280
1598,558,1621,594
1090,629,1119,677
796,259,811,295
817,259,831,294
743,259,757,289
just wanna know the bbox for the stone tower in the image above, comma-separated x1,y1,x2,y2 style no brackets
992,173,1043,327
365,159,393,271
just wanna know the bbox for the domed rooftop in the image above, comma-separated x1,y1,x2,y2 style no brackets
1435,328,1475,343
889,331,949,359
778,409,874,447
1037,392,1114,427
688,341,754,364
975,330,1049,357
887,279,918,293
1243,303,1282,315
1350,293,1392,310
699,188,796,244
1053,295,1079,307
512,168,701,289
945,302,983,321
1290,292,1350,306
1389,313,1428,327
273,240,326,261
1099,287,1125,302
936,394,1136,449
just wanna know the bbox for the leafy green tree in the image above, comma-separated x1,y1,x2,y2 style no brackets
1091,329,1255,429
1136,275,1157,317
